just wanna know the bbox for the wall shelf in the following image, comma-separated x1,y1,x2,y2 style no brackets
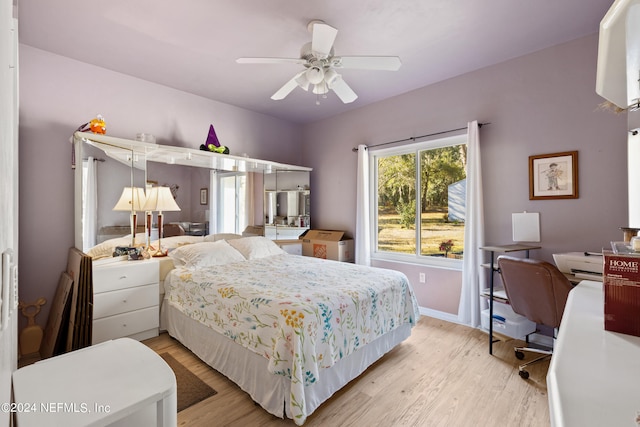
74,131,312,173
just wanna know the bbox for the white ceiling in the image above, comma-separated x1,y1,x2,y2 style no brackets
18,0,614,124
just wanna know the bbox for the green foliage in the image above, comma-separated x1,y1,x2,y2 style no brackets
377,153,416,209
378,145,466,217
419,145,466,210
396,199,416,229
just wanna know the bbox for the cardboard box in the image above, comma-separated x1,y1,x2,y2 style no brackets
603,251,640,337
302,230,354,262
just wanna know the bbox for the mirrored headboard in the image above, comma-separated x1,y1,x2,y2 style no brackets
73,132,311,252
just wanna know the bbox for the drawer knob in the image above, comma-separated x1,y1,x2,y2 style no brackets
122,299,127,303
119,275,127,280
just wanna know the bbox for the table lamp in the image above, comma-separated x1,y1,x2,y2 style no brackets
143,186,181,257
112,187,147,247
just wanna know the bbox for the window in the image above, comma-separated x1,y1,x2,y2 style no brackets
372,134,467,265
216,172,248,234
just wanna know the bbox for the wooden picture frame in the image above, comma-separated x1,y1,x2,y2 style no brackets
529,151,578,200
200,188,208,205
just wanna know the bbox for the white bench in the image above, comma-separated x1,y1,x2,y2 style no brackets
12,338,176,426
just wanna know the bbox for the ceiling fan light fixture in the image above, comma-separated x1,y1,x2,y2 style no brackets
295,72,310,91
237,20,399,105
324,68,341,88
306,66,325,85
312,82,329,95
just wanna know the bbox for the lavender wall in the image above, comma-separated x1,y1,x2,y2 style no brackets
18,45,302,329
17,33,630,328
301,34,628,315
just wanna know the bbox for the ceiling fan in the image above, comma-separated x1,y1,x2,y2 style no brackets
236,20,401,104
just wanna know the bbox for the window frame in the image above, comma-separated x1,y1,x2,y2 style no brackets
369,133,467,270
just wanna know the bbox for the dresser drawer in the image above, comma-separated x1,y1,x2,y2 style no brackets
94,260,159,293
92,306,159,345
93,283,158,319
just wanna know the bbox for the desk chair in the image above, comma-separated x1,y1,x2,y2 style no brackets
496,255,574,379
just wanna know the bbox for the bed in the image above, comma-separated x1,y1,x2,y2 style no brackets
86,234,419,424
160,236,420,425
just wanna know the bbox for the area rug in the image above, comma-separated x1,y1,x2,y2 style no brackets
159,352,217,411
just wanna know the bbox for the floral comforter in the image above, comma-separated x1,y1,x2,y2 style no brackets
165,254,419,425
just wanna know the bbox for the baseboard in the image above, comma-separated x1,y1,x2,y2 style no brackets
419,307,464,325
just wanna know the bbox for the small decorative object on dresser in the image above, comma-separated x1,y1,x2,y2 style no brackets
92,258,160,345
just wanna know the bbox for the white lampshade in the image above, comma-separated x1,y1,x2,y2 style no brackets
113,187,147,211
306,65,324,85
142,186,181,212
324,68,340,88
312,82,329,95
295,72,310,91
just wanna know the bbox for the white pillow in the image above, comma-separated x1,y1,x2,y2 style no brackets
152,235,204,250
86,236,143,259
168,240,246,268
203,233,243,242
228,236,286,260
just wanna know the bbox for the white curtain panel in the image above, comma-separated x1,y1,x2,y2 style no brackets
83,157,98,250
355,144,371,266
209,170,219,235
458,121,485,327
245,172,254,228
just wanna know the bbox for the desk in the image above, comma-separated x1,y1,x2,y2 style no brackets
547,280,640,427
12,338,177,427
479,244,541,354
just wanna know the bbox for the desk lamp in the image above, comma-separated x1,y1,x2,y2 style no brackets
112,187,147,247
143,186,181,257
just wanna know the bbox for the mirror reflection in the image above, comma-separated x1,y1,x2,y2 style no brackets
77,135,311,253
264,171,310,240
80,142,145,251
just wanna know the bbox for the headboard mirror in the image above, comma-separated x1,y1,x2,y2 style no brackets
73,132,311,252
75,137,146,251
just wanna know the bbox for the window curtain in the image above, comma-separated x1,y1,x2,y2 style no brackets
83,157,98,250
209,170,218,234
244,172,254,229
355,144,371,266
458,121,485,327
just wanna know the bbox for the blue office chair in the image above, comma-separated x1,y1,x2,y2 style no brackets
497,255,574,379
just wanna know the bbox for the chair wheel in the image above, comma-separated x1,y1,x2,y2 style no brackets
515,350,525,360
519,370,529,379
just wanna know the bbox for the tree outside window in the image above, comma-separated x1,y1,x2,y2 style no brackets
374,137,466,260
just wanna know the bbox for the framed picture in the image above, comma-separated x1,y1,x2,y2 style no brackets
529,151,578,200
200,188,208,205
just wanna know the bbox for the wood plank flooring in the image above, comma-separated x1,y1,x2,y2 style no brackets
143,316,551,427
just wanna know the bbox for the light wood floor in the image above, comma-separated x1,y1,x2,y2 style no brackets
143,316,551,427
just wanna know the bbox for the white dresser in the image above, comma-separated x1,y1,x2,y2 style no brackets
92,258,160,345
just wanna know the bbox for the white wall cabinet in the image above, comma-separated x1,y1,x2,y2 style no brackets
92,258,159,345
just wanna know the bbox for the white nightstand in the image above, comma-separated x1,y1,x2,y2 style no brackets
92,258,160,345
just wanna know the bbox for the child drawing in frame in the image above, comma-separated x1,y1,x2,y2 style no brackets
542,162,563,190
530,151,577,200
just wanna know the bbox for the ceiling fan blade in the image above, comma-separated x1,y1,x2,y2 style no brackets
271,71,306,100
335,56,402,71
236,57,306,65
331,78,358,103
311,23,338,58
